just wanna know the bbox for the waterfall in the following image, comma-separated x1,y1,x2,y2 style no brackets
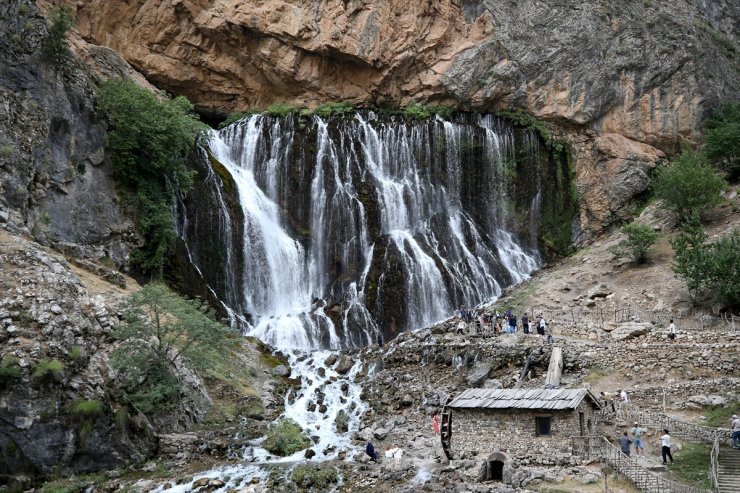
183,112,548,350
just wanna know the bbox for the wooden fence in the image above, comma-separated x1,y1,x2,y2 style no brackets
710,437,720,493
597,408,732,445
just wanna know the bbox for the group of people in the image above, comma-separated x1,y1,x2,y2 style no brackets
618,423,675,465
456,306,553,343
599,388,630,414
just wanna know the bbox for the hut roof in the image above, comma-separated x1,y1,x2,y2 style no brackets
447,388,601,410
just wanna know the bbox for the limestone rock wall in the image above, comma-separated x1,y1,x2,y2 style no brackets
58,0,739,237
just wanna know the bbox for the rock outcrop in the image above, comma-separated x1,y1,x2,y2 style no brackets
0,230,211,479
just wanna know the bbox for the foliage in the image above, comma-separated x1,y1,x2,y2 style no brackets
401,103,454,120
652,149,725,224
262,418,311,456
264,103,297,117
671,221,740,309
292,465,339,491
0,355,21,387
701,402,739,427
72,400,104,416
539,150,578,257
69,345,83,361
218,110,259,129
111,283,235,415
334,409,349,433
496,111,568,152
704,102,740,180
694,21,737,57
32,358,65,382
97,79,207,274
41,5,75,65
0,145,13,157
310,102,356,118
608,222,659,264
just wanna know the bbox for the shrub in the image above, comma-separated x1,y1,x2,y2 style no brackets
401,103,453,120
32,359,65,382
652,149,725,223
311,102,355,118
608,222,659,264
671,221,740,309
97,79,206,275
0,355,21,387
292,465,339,491
41,5,75,65
0,145,13,157
72,399,104,416
262,418,311,456
69,345,83,361
334,409,349,433
264,103,297,117
704,102,740,180
111,283,235,415
217,110,259,129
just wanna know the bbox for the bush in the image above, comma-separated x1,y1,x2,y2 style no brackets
111,283,235,415
0,355,21,387
69,345,83,361
41,5,75,65
97,79,206,274
401,103,454,120
311,102,355,118
652,149,725,223
262,418,311,456
671,221,740,309
0,145,13,157
264,103,297,117
608,222,659,264
72,400,104,416
32,359,65,382
217,110,259,129
292,465,339,491
704,102,740,180
334,409,349,433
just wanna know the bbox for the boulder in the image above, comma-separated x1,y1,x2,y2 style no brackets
271,364,290,377
335,355,354,374
482,379,503,389
466,363,491,388
609,322,652,341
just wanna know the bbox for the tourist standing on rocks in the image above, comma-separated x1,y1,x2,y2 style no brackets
601,391,616,412
522,313,529,334
433,413,440,434
668,319,677,342
456,319,466,335
660,429,674,465
619,431,632,457
546,320,553,344
538,315,546,336
731,414,740,449
630,422,645,457
366,441,378,462
508,313,517,333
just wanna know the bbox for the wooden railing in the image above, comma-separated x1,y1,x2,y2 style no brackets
602,437,709,493
710,437,720,493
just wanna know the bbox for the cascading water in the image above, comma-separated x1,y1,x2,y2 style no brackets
182,112,551,350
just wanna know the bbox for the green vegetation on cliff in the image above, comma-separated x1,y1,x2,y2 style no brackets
262,418,311,456
97,79,207,275
705,101,740,181
608,222,658,264
111,283,235,415
41,5,75,65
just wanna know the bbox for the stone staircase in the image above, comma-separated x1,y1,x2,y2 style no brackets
717,447,740,493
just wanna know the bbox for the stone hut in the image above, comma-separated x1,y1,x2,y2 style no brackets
443,388,601,479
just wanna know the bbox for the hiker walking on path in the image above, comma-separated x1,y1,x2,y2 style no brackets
630,422,645,457
668,319,677,342
660,429,674,465
546,320,553,344
619,431,632,457
731,414,740,449
522,313,529,334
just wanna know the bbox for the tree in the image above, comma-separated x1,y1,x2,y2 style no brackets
111,283,235,414
670,218,709,302
608,222,659,264
97,79,207,274
705,102,740,181
41,5,75,65
652,150,725,224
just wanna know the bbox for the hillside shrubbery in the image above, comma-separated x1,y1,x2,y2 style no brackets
111,283,235,415
705,101,739,181
97,79,206,275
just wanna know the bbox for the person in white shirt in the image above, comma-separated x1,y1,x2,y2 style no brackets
732,414,740,449
668,319,677,342
660,429,674,465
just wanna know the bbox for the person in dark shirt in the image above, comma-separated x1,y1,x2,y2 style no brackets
366,441,377,462
619,431,632,457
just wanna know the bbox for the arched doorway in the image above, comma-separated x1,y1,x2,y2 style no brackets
485,452,508,481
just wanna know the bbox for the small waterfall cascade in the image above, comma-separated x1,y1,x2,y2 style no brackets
181,112,553,350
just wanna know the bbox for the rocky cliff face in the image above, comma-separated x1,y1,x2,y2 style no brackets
61,0,739,236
